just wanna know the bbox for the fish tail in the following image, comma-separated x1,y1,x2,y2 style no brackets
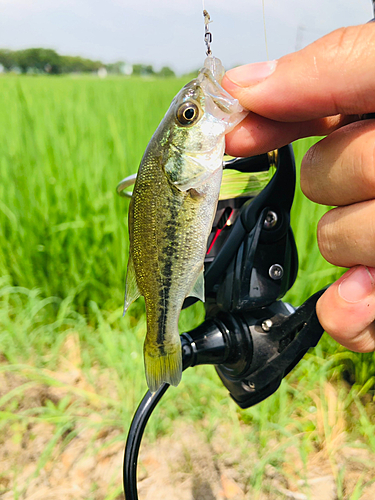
143,339,182,393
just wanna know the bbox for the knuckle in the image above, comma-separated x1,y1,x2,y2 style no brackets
348,333,375,353
317,291,343,340
316,27,357,74
319,314,342,342
317,211,338,265
318,25,375,113
322,25,374,68
323,27,350,64
317,292,375,353
317,293,346,340
357,134,375,195
300,144,319,201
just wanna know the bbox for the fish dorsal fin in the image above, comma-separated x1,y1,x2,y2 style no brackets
188,268,205,302
124,255,141,314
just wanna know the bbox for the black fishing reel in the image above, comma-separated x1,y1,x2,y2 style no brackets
121,144,326,499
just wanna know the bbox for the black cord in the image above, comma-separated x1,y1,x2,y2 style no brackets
122,327,228,499
123,383,170,499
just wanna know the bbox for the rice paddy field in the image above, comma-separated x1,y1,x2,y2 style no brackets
1,74,375,499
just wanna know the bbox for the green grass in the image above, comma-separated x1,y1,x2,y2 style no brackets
1,283,375,498
0,75,375,498
0,75,349,314
0,75,186,312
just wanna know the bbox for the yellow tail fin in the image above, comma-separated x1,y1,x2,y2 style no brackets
144,341,182,393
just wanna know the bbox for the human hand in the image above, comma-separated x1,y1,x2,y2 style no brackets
221,24,375,352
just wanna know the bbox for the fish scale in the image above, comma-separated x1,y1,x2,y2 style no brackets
124,56,248,393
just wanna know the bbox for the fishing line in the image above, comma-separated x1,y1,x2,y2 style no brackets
262,0,269,60
202,1,269,61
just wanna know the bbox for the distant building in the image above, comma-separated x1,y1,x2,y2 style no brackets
98,67,108,78
123,63,133,76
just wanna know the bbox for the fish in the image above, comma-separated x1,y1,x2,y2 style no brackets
124,56,248,393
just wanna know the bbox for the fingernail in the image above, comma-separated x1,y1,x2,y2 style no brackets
225,61,277,87
338,266,375,303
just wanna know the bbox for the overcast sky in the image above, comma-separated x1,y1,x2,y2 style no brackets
0,0,372,74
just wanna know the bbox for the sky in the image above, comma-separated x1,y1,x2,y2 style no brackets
0,0,372,74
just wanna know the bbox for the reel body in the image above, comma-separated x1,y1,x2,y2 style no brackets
181,144,324,409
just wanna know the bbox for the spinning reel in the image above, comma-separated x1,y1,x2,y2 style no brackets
117,144,326,499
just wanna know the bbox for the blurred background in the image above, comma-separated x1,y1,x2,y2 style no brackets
0,2,375,499
0,0,372,75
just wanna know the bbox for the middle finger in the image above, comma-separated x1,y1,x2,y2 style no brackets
301,119,375,206
224,112,353,157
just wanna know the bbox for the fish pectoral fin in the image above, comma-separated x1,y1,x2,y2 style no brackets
165,155,211,192
123,255,141,315
188,268,205,302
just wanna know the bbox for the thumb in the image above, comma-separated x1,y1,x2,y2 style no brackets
222,24,375,122
317,266,375,352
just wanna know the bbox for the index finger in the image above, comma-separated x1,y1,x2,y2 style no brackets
224,111,353,157
223,24,375,122
223,24,375,156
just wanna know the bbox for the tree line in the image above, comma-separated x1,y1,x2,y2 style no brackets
0,48,176,77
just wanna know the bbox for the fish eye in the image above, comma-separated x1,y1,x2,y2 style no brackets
176,102,200,126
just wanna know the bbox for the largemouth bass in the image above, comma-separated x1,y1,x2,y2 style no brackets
125,56,247,393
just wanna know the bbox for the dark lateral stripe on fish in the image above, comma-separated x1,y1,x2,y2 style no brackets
156,198,180,351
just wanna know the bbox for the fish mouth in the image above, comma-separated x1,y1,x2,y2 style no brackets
198,61,247,131
180,61,242,117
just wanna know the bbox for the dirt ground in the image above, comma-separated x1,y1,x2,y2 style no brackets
1,367,375,500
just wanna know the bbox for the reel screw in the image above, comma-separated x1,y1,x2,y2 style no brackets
269,264,284,280
261,319,273,332
263,210,278,229
241,380,256,392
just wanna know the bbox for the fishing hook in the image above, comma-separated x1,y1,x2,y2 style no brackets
203,9,212,56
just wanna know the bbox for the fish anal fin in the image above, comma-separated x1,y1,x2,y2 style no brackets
144,342,182,393
188,268,205,302
124,255,141,315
